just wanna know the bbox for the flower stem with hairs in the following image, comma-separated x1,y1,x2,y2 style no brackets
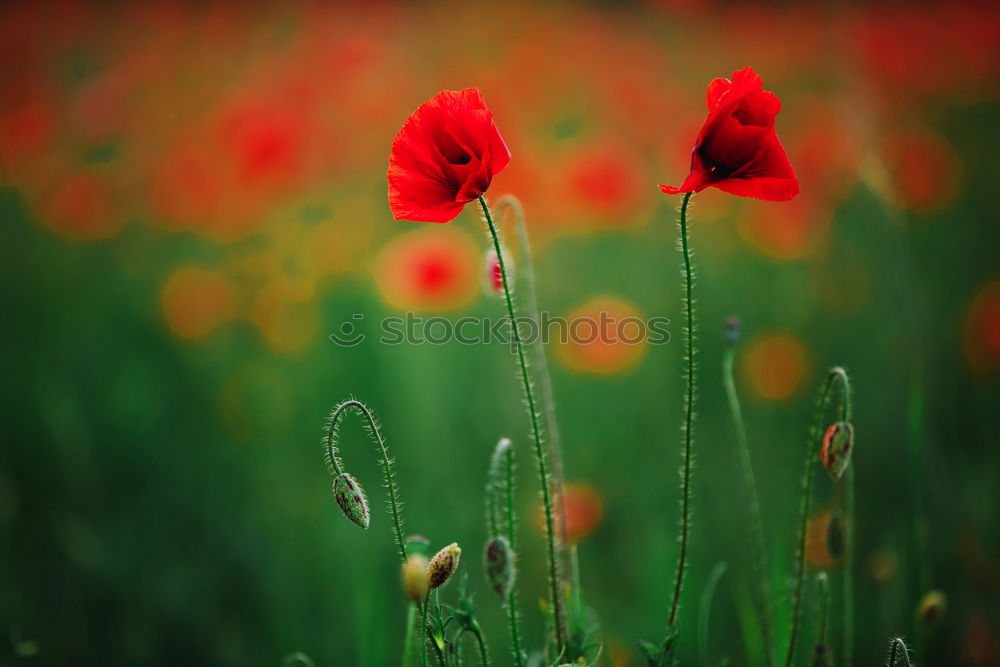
478,196,567,653
668,191,697,632
493,194,570,572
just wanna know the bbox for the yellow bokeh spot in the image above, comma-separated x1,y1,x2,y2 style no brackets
161,267,236,340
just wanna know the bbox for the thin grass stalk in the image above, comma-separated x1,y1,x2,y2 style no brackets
697,561,727,666
722,340,775,666
784,367,852,666
479,195,567,652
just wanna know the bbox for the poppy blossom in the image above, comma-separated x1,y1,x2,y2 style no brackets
661,67,798,201
388,89,511,223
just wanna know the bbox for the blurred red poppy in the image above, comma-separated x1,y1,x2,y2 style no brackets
388,88,510,223
660,67,798,201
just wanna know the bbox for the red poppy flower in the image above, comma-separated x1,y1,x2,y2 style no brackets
660,67,798,201
388,89,511,223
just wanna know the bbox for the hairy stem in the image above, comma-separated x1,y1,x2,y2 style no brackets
668,191,696,631
494,194,570,571
504,441,526,667
421,591,431,667
324,398,407,564
722,343,775,667
471,628,490,667
887,637,913,667
479,196,567,652
784,367,852,667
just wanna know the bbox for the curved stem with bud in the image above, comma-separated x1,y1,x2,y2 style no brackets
479,196,567,653
323,398,407,564
785,367,853,667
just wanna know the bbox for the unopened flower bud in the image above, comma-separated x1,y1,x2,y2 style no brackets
428,542,461,589
484,536,515,599
483,248,512,296
820,421,854,480
401,554,430,603
917,590,946,627
723,316,742,347
333,472,369,529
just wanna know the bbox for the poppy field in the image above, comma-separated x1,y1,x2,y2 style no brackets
1,1,999,665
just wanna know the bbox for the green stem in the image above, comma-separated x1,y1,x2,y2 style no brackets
471,628,490,667
324,399,408,564
494,194,570,569
812,572,831,667
421,591,431,667
844,465,855,667
403,602,416,667
668,191,696,630
722,344,775,667
504,442,526,667
479,196,567,652
784,367,852,667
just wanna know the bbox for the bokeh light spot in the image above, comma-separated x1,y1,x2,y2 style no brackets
742,332,810,400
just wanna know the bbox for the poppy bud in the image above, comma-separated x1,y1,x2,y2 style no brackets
332,472,370,529
723,316,742,347
820,421,854,480
427,542,462,589
401,554,430,603
825,513,847,560
917,590,946,626
483,248,512,296
484,536,515,599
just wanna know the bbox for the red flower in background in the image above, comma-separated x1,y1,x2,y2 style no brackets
388,88,510,223
661,67,798,201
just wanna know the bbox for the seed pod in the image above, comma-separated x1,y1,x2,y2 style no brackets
332,472,370,529
825,513,847,560
427,542,461,589
917,590,947,626
484,536,515,599
820,421,854,480
401,554,430,603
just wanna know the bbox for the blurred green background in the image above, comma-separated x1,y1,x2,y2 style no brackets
1,1,999,665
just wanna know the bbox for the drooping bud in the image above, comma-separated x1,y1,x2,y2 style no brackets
917,590,947,627
825,512,847,560
484,536,515,599
401,553,430,603
723,316,742,347
820,421,854,480
332,472,370,529
483,248,512,296
427,542,462,589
